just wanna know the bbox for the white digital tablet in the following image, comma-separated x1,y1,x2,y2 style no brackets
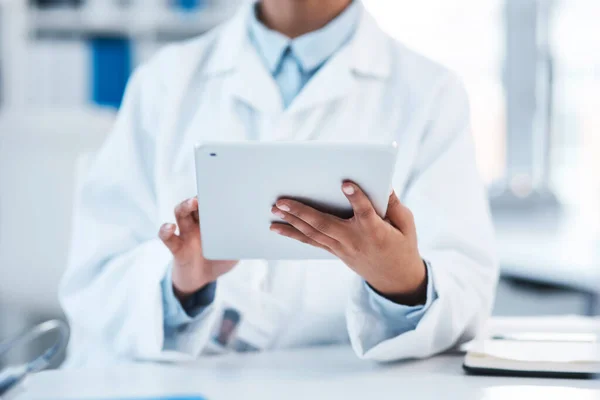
195,141,398,260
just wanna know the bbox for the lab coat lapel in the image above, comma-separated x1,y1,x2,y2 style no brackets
229,46,282,114
203,2,392,134
203,3,282,114
286,48,355,116
286,7,392,117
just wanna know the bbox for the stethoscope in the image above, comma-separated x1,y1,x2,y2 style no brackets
0,320,69,398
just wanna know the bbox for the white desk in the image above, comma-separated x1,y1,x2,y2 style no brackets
16,346,599,400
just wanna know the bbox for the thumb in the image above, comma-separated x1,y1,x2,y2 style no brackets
159,223,184,254
385,191,415,234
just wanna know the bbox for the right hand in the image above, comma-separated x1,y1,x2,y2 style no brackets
159,197,238,302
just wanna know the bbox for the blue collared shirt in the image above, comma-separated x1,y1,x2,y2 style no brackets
248,0,360,108
162,0,437,339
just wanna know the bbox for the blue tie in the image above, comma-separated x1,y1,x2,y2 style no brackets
276,47,304,109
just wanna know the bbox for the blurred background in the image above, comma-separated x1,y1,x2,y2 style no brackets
0,0,599,368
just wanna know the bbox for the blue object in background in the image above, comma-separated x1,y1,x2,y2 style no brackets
90,37,132,109
174,0,203,12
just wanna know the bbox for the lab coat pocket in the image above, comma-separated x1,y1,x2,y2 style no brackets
213,261,291,352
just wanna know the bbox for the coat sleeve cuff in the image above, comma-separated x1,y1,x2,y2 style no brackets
363,261,437,335
161,263,216,329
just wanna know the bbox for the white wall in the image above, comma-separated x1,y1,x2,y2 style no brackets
0,107,114,316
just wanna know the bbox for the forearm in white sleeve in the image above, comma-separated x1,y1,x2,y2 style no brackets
58,60,220,366
347,73,498,362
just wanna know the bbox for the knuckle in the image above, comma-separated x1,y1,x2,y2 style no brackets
373,232,387,251
159,224,173,238
175,202,187,215
356,207,374,220
388,195,400,208
339,219,352,229
304,229,318,240
404,207,415,222
315,220,330,233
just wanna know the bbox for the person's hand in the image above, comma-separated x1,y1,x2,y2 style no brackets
270,183,427,305
159,197,237,302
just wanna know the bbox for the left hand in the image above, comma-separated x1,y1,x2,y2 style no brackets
270,182,427,304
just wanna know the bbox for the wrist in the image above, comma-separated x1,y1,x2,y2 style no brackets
173,285,194,304
368,258,428,306
172,269,214,304
173,279,213,303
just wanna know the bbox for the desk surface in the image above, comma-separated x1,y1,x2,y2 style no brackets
18,346,599,400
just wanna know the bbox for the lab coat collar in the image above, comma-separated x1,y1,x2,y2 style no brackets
350,10,392,79
248,0,362,75
205,2,391,79
203,1,391,113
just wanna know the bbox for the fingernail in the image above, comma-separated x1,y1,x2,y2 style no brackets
187,198,196,206
277,203,291,212
270,226,282,234
272,209,286,219
162,223,175,231
343,185,355,195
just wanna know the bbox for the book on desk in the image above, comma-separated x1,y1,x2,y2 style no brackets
463,316,600,379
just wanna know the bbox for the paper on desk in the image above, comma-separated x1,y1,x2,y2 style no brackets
483,316,600,335
469,340,599,364
461,316,600,353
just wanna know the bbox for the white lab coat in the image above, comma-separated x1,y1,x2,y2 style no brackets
60,4,498,366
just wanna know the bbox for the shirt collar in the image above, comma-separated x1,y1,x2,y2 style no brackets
248,1,361,74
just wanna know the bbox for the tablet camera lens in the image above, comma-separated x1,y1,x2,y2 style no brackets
210,153,217,157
